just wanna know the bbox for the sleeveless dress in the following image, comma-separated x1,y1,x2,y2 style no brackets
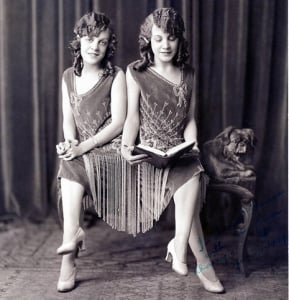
127,61,206,219
57,66,123,223
57,64,206,236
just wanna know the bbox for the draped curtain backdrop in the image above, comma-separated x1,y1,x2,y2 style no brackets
0,0,287,234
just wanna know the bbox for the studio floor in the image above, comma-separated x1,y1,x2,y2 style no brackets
0,215,287,300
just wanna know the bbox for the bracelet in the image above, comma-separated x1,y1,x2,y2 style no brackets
122,144,134,152
67,139,78,146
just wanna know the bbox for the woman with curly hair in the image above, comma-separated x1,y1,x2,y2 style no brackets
55,12,126,292
121,8,225,293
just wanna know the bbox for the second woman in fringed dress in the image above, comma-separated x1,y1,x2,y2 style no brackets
121,8,225,294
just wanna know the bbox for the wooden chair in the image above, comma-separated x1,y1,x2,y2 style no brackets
202,126,257,276
207,177,255,276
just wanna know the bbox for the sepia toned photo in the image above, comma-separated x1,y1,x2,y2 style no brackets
0,0,287,299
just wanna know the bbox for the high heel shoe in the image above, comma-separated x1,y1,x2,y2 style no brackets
57,264,76,292
57,227,86,255
165,239,188,276
196,264,225,294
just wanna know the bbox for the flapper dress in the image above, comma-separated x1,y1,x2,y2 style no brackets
127,62,206,218
57,64,205,236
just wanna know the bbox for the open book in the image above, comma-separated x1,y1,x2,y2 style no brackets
133,141,196,168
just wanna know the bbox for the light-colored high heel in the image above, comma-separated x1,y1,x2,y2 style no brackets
57,264,76,292
196,264,225,294
165,239,188,276
57,227,86,255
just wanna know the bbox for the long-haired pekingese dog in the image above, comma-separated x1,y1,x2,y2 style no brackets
202,126,256,183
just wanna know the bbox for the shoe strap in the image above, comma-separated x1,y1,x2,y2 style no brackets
196,262,212,274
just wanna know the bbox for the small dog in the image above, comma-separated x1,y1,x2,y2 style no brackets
202,126,256,183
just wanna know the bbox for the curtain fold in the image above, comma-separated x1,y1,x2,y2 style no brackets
0,0,287,233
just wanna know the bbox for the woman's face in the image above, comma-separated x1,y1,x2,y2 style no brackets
150,24,179,64
80,29,110,66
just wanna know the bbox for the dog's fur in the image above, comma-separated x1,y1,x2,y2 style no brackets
202,126,256,183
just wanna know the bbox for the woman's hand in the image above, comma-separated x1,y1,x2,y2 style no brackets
121,145,149,165
56,139,82,160
56,141,70,155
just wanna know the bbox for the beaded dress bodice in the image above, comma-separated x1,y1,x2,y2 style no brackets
128,63,194,152
63,67,121,152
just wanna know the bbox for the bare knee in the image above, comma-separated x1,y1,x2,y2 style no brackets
61,178,85,190
174,173,201,202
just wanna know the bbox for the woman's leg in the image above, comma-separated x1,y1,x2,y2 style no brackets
189,216,218,281
57,178,85,291
174,173,224,292
173,174,200,262
61,178,84,243
174,173,219,281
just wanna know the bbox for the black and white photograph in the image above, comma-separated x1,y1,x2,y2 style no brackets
0,0,287,299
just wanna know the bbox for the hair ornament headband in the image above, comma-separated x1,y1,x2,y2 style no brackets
141,36,149,43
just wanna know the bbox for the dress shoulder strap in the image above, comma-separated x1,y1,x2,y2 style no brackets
62,67,74,93
127,61,145,85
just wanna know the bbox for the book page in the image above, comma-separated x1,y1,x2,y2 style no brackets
166,141,195,156
136,144,166,157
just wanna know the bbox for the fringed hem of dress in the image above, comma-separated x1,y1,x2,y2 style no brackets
57,153,209,236
83,152,209,236
83,152,170,236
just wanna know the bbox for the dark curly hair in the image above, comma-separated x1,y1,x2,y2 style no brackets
69,12,117,77
134,8,189,71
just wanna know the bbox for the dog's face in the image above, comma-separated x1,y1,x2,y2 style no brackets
202,126,256,179
216,126,256,158
226,129,254,155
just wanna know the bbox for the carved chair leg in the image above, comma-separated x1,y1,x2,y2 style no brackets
236,200,253,277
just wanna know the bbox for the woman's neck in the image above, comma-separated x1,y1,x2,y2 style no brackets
151,61,181,85
74,63,104,95
82,63,103,77
152,61,175,73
